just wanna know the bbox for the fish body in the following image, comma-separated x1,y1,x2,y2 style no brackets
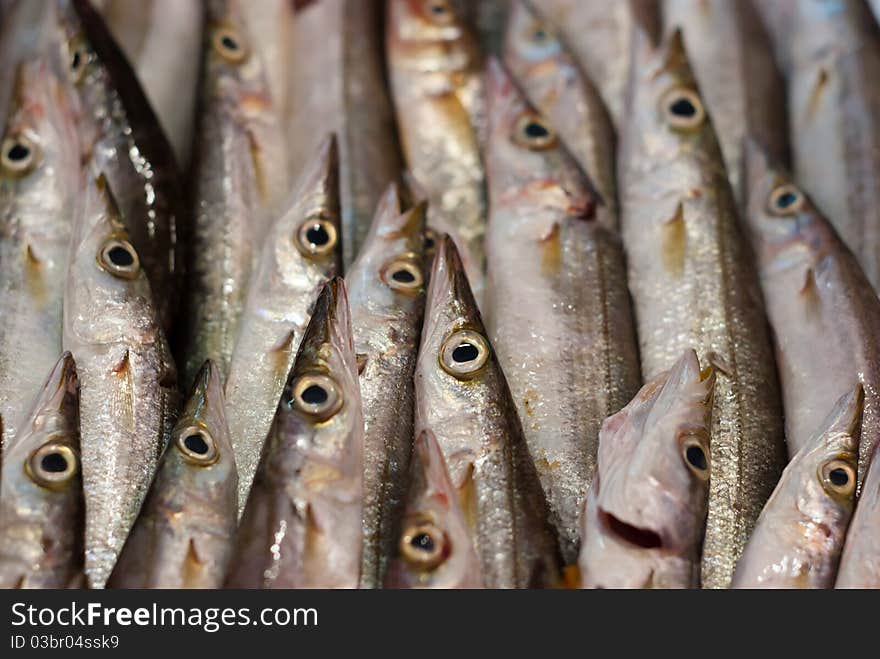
181,0,289,385
415,236,562,588
0,353,83,589
618,29,786,588
54,0,185,330
348,185,426,588
743,141,880,473
732,386,861,589
386,0,487,301
503,0,616,216
579,350,715,589
385,430,483,588
62,174,177,589
107,360,237,589
663,0,788,203
288,0,402,269
0,60,80,455
483,60,640,563
225,278,364,589
224,136,341,513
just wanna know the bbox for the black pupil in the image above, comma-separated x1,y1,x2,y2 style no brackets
430,3,446,14
392,268,416,283
184,433,210,455
41,452,68,473
108,245,134,267
533,28,547,40
71,51,81,69
306,224,330,247
776,191,799,209
670,97,697,118
524,121,549,139
424,235,435,249
7,143,29,162
686,445,707,471
829,468,849,487
301,384,328,406
221,35,239,51
411,532,435,553
452,342,479,363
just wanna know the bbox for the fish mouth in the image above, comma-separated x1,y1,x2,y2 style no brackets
599,509,663,550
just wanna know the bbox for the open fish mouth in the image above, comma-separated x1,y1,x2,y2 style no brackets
600,509,663,550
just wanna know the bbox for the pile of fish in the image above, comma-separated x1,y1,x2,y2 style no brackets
1,0,880,590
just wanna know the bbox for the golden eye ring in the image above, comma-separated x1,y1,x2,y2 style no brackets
767,184,805,217
294,217,338,259
212,27,249,63
0,134,39,176
26,442,79,489
681,436,710,480
820,458,856,498
660,87,706,131
286,374,343,421
175,425,220,466
400,522,448,570
439,329,491,380
512,113,558,151
381,257,424,294
98,238,140,279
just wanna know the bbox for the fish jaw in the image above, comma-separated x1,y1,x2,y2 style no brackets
580,350,715,588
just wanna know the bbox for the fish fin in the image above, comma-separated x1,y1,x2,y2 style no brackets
111,349,131,375
181,538,205,587
705,351,732,378
456,462,478,532
539,222,562,275
561,565,581,589
661,202,686,276
799,267,816,295
25,243,40,265
356,353,368,375
805,68,829,124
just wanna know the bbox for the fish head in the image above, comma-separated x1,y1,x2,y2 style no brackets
484,57,597,222
386,0,479,76
503,0,565,71
584,350,715,585
386,430,483,589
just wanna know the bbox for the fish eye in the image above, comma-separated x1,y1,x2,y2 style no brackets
294,215,338,259
0,134,39,176
98,238,140,279
212,27,248,63
660,88,706,131
440,329,491,379
68,43,87,83
767,184,805,217
681,437,710,479
26,442,79,489
424,0,454,24
382,257,423,294
400,522,448,570
513,113,557,150
175,426,219,466
286,374,343,421
423,228,437,254
820,458,856,498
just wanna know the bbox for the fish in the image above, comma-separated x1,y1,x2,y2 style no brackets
483,60,641,563
386,0,487,303
0,352,83,589
62,173,177,589
837,443,880,587
503,0,616,216
618,28,786,588
533,0,660,129
287,0,403,270
96,0,203,169
385,430,483,589
240,0,293,121
107,360,237,589
224,135,341,513
52,0,186,331
180,0,290,386
663,0,789,204
225,277,364,589
0,60,80,456
579,350,715,589
732,386,861,589
758,0,880,291
415,235,562,588
742,139,880,475
347,184,427,588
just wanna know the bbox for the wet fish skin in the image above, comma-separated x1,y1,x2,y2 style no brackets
732,386,861,589
742,139,880,474
225,135,341,514
225,277,364,589
579,350,715,589
663,0,789,204
386,0,487,301
0,352,83,589
288,0,403,270
618,28,786,588
415,235,562,588
348,184,426,588
180,0,289,386
483,60,640,563
503,0,616,216
53,0,186,331
107,360,236,589
0,60,80,456
837,447,880,587
385,430,483,589
62,174,177,589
